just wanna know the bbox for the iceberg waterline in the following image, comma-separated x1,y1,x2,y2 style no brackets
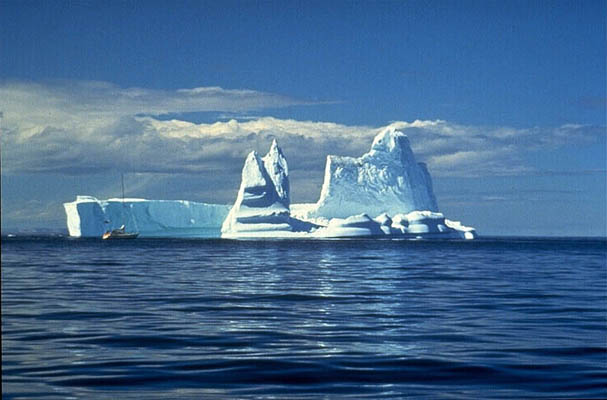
64,127,476,239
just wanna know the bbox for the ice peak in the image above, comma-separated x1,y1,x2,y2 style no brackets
242,151,267,189
262,139,289,205
370,127,409,156
265,138,284,160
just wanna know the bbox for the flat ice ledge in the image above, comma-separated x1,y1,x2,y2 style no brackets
309,212,476,240
64,196,231,238
224,210,476,240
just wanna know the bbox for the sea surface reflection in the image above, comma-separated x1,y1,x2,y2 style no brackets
2,237,606,398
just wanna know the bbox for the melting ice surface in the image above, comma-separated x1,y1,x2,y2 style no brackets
64,127,476,239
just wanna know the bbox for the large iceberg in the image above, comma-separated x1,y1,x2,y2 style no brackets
65,125,476,239
219,132,475,239
64,196,230,237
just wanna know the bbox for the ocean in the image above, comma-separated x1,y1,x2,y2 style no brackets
2,236,606,399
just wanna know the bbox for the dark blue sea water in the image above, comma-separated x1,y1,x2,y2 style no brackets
2,236,606,399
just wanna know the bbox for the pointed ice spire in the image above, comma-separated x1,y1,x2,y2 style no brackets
369,126,416,163
221,141,294,236
262,139,290,207
241,151,267,190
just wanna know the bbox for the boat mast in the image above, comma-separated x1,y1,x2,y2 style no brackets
121,173,127,228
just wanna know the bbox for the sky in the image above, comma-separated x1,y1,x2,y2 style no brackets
1,0,605,236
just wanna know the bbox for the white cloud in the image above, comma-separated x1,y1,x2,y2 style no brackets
2,79,302,114
1,79,604,201
0,79,304,137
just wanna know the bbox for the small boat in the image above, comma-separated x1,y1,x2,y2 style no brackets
102,225,139,240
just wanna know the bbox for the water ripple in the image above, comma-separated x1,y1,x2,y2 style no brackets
2,236,606,399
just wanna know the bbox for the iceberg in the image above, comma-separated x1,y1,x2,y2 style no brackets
65,125,477,240
63,196,230,237
220,133,476,239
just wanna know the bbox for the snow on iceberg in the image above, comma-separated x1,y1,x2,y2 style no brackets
221,140,316,238
301,126,439,219
64,195,230,237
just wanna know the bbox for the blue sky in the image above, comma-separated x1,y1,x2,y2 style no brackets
1,0,605,236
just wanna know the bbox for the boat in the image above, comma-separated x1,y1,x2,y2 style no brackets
102,225,139,240
102,174,139,240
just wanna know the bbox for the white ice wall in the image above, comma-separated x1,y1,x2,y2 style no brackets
64,196,231,237
304,127,439,219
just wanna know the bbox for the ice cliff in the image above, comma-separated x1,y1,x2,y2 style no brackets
64,196,230,238
302,126,439,219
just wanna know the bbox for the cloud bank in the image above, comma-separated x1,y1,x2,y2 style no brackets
2,79,604,182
